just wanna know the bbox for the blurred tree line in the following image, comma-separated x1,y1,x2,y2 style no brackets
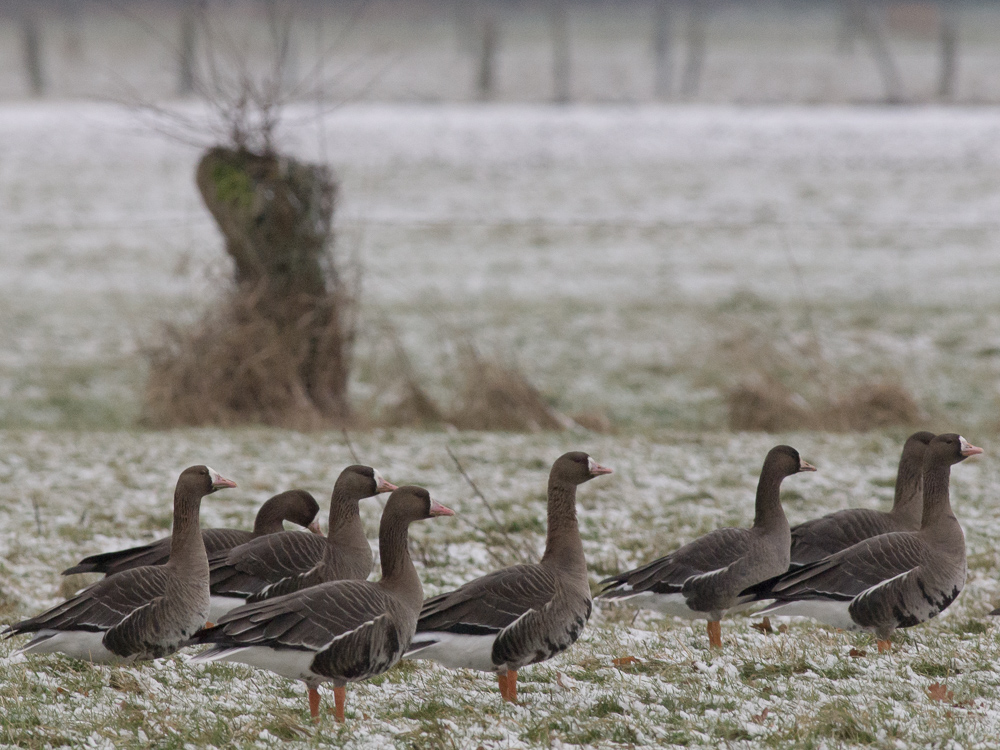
1,0,977,104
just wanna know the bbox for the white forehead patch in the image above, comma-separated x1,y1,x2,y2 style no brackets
959,436,972,453
207,467,223,485
587,456,597,473
374,470,386,486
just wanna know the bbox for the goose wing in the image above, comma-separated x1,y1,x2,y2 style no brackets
5,566,170,637
209,532,327,597
771,532,929,603
197,580,397,652
599,527,754,597
417,564,558,636
790,509,903,565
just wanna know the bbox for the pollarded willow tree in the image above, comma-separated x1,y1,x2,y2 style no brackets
143,1,356,428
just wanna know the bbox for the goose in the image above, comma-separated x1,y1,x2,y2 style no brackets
62,489,321,577
405,452,612,703
749,434,980,652
3,466,236,663
207,466,395,621
788,431,934,565
189,486,454,722
597,445,815,649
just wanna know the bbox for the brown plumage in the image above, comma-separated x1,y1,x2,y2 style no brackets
190,486,454,722
597,445,815,649
406,452,612,703
788,432,934,565
206,466,395,620
757,434,981,651
4,466,237,663
62,489,320,577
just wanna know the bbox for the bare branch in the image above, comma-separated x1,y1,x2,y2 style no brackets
445,445,535,566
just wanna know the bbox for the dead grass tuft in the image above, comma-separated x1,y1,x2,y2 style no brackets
823,381,922,431
716,326,921,432
448,345,574,432
142,287,353,430
728,377,811,432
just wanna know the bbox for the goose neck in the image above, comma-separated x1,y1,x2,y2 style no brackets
920,462,955,530
753,465,789,531
540,478,586,576
377,518,422,613
889,460,924,527
168,491,207,573
327,495,369,552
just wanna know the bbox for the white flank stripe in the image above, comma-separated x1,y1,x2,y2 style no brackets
17,630,122,664
405,631,497,672
763,600,858,630
191,645,320,683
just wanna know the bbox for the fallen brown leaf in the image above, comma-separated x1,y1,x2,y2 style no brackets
849,648,867,658
752,708,770,724
928,683,954,703
751,617,774,634
613,656,639,667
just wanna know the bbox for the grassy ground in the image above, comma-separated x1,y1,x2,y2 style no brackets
2,100,1000,746
1,428,999,748
3,104,1000,434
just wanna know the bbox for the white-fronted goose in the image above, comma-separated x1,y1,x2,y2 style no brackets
62,489,321,577
751,434,980,652
788,431,935,565
207,466,395,620
190,486,454,722
405,452,612,703
3,466,236,663
597,445,815,649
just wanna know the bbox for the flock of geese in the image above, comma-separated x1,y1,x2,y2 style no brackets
0,433,985,723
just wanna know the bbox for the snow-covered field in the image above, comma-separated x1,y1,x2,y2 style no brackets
3,99,1000,746
1,429,999,748
3,102,1000,431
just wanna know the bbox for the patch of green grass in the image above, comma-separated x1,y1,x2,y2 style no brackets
951,618,990,635
591,694,625,717
739,657,809,681
812,661,860,680
911,660,958,679
401,698,458,722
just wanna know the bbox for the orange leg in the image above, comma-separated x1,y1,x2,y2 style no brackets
877,639,892,653
507,670,518,703
308,688,321,722
333,686,346,723
497,672,510,701
707,620,722,649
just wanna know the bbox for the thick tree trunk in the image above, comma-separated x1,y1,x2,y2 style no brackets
196,147,335,299
192,146,351,423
